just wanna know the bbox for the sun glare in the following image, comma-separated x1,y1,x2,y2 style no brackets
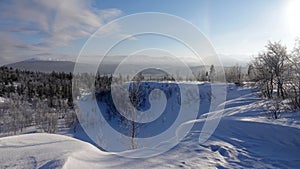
286,0,300,36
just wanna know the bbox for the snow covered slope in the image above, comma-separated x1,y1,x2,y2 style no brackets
1,84,300,168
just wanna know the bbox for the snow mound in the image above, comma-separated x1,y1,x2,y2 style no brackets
0,133,110,169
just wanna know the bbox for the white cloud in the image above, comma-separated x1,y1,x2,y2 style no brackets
0,0,122,65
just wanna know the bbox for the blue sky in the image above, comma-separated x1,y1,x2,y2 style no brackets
0,0,299,65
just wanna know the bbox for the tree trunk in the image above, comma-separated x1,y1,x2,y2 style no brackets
270,75,273,98
131,120,135,149
131,109,135,149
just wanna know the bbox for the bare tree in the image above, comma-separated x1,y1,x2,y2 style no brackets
253,41,288,99
127,75,145,149
247,64,256,81
209,64,216,83
252,53,274,98
286,38,300,109
225,64,243,84
113,74,145,149
265,41,288,99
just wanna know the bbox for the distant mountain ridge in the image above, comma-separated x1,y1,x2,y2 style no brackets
4,59,248,75
6,60,76,73
4,60,207,75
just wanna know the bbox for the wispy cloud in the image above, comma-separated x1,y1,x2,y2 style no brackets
0,0,122,65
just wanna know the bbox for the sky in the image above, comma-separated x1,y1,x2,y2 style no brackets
0,0,299,66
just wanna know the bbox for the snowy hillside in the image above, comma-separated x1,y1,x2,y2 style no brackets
1,83,300,168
